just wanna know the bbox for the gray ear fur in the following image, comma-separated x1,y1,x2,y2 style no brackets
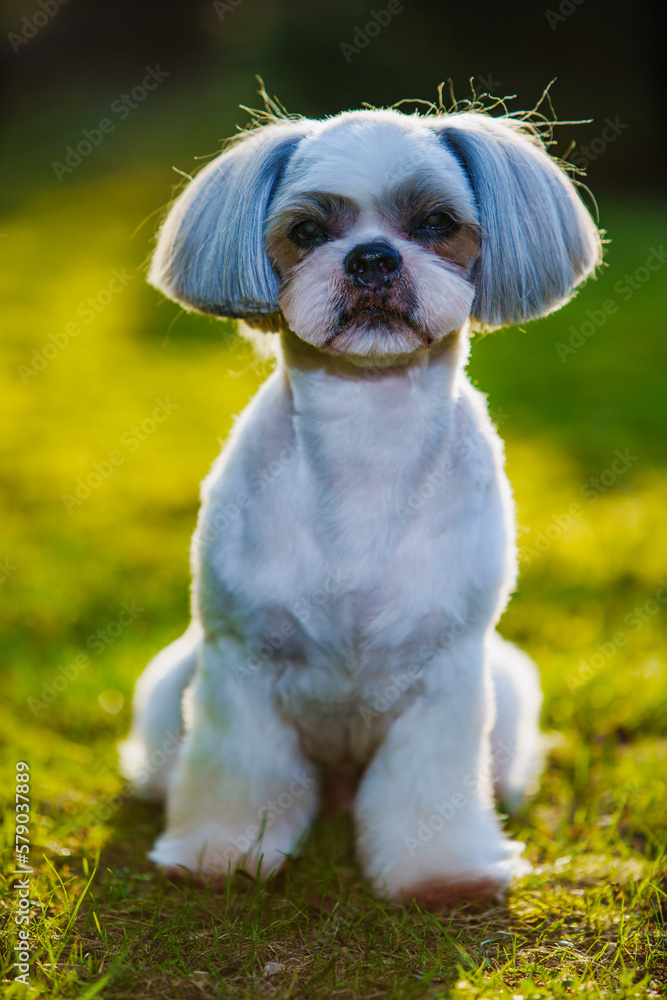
432,113,602,328
148,120,310,321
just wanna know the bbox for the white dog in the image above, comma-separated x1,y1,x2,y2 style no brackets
120,102,601,908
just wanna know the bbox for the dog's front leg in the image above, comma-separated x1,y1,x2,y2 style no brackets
354,629,527,908
149,634,318,880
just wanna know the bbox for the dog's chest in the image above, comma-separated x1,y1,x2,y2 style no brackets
230,477,467,761
210,392,500,628
198,365,509,755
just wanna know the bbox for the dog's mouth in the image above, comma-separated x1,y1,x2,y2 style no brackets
327,292,430,354
335,285,419,333
342,304,413,327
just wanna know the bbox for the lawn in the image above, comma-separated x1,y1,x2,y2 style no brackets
0,103,666,997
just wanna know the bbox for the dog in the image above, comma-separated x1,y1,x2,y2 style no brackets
120,99,601,908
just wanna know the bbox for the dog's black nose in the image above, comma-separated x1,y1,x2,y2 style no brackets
344,242,402,287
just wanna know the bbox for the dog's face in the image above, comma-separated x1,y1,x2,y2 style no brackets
149,107,602,361
265,116,480,357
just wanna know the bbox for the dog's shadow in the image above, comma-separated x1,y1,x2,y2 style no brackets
98,788,518,915
82,793,520,991
99,791,362,905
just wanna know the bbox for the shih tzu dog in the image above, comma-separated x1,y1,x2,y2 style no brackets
120,99,601,908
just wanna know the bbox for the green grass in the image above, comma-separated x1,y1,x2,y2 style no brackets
1,104,666,997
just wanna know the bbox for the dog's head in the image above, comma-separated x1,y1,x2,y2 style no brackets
149,106,602,359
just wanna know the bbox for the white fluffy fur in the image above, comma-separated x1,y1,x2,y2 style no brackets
121,105,600,905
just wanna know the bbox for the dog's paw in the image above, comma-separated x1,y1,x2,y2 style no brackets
160,864,227,889
367,831,530,910
399,872,511,910
389,851,531,910
149,822,300,881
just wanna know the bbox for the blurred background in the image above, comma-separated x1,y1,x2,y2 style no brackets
0,0,665,819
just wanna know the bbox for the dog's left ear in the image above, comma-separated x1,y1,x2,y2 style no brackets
432,113,602,329
148,120,311,324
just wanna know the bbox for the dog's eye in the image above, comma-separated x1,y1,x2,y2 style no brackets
290,220,327,245
420,212,456,232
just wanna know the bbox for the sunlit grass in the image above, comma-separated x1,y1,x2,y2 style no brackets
1,146,665,997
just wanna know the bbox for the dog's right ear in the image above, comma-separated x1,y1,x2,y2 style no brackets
148,121,310,323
